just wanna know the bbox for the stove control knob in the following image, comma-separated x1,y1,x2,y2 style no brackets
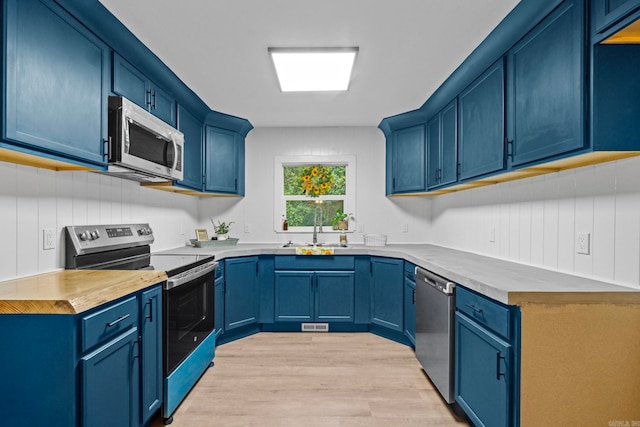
146,227,153,235
91,230,100,240
78,232,89,241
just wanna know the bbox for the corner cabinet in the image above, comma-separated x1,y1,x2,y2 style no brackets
205,126,245,195
370,257,404,333
455,286,520,427
1,0,109,169
112,53,176,126
388,125,426,194
506,0,585,167
0,284,163,427
224,257,259,331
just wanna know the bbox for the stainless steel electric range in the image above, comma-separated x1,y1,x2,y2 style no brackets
65,223,217,424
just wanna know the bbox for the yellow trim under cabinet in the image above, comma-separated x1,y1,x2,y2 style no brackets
140,181,242,197
0,147,97,171
390,151,640,197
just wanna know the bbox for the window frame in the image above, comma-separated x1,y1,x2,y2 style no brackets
274,155,356,233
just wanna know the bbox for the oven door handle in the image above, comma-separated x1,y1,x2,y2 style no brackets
165,261,218,290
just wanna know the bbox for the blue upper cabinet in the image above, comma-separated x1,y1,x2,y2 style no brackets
506,0,585,167
592,0,640,34
112,53,176,127
426,100,457,190
176,105,204,191
2,0,109,168
390,125,426,193
205,126,243,195
458,60,505,181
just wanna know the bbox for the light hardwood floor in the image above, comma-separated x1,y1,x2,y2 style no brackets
152,333,469,427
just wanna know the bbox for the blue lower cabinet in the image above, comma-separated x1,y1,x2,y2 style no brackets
274,270,355,322
224,256,259,331
403,275,416,346
0,284,163,427
455,286,520,427
140,286,162,425
214,263,225,339
370,257,404,332
81,328,140,427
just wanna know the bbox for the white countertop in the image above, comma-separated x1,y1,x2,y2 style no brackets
155,243,640,305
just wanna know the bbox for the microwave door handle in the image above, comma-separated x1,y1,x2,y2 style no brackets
170,135,178,171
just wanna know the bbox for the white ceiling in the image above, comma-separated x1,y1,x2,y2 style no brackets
99,0,520,128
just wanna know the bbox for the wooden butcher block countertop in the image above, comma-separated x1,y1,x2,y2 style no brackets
0,270,167,314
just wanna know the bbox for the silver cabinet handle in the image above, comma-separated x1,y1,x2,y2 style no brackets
106,313,130,328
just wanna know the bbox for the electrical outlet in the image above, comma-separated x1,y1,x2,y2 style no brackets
43,229,55,250
244,223,251,233
489,227,496,243
577,232,590,255
402,224,409,233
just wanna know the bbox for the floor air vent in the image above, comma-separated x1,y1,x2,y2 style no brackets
301,323,329,332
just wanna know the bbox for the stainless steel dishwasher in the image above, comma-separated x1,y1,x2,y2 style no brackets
415,267,456,404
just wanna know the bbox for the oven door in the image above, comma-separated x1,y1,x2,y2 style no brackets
164,262,216,374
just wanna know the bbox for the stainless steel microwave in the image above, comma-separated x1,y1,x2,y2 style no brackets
107,96,184,182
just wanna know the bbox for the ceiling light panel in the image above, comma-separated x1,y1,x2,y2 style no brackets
269,47,358,92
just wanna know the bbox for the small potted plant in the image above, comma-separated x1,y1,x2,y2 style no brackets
211,219,234,240
330,209,351,230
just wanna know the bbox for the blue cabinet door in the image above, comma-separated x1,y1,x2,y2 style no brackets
81,327,139,427
176,105,204,190
403,277,416,345
370,257,404,332
459,60,505,181
426,100,457,190
140,286,162,425
274,271,315,322
391,125,426,193
112,53,176,126
205,126,241,194
455,312,513,427
112,53,149,109
507,0,585,167
224,257,259,330
215,273,225,339
316,271,355,322
592,0,640,33
148,83,176,126
3,0,108,166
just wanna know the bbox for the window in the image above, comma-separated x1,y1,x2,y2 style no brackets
274,155,356,232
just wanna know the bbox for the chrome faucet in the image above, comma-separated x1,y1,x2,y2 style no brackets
313,204,323,245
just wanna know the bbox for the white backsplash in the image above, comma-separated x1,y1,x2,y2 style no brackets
2,128,640,290
430,156,640,289
0,161,199,282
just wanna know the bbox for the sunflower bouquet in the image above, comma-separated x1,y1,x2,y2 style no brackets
299,165,333,197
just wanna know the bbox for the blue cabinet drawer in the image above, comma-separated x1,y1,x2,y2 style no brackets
456,286,511,340
275,256,355,270
81,296,138,352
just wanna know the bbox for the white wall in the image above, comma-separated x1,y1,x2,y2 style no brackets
0,161,199,282
3,132,639,291
198,127,432,246
430,156,640,289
